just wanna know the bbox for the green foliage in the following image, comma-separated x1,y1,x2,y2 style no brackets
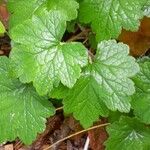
0,57,55,144
7,0,46,29
132,59,150,124
79,0,146,41
0,0,149,147
105,116,150,150
0,21,5,35
46,0,79,21
49,84,69,99
63,40,139,128
10,10,88,95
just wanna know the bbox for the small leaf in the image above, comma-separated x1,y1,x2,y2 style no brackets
0,21,5,34
105,116,150,150
79,0,146,41
10,10,88,95
143,0,150,17
143,6,150,17
63,40,139,128
0,56,55,144
132,59,150,124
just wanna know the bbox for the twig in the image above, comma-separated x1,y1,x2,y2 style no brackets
14,141,23,150
67,28,91,42
55,106,63,111
77,23,86,31
44,123,110,150
83,38,88,44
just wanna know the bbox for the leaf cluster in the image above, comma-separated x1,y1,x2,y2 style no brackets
0,0,150,149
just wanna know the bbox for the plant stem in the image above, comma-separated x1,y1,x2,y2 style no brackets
67,28,91,42
55,106,63,111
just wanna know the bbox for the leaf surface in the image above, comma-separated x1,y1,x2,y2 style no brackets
0,56,55,144
105,116,150,150
132,58,150,124
0,21,5,34
63,40,139,128
49,84,69,99
10,10,88,95
7,0,46,29
79,0,146,41
47,0,79,21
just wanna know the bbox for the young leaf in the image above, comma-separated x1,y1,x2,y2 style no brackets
0,21,5,34
10,10,88,95
132,59,150,124
79,0,146,41
0,56,55,144
105,116,150,150
63,40,139,128
47,0,79,21
7,0,46,29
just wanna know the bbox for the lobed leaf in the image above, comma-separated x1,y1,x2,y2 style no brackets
63,40,139,128
79,0,146,41
10,10,88,95
0,56,55,144
105,116,150,150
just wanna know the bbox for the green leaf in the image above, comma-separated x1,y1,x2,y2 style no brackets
67,21,77,33
63,40,139,128
64,76,109,128
0,21,5,35
79,0,145,41
105,116,150,150
0,56,55,144
108,111,123,123
89,33,97,49
49,84,69,99
143,7,150,17
132,59,150,124
7,0,46,29
10,10,88,96
47,0,79,21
